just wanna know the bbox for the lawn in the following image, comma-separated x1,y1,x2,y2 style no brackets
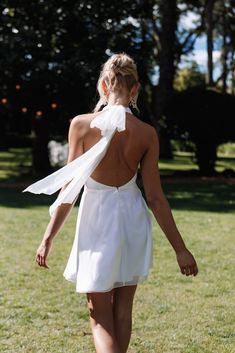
0,178,234,353
0,148,32,182
0,147,235,182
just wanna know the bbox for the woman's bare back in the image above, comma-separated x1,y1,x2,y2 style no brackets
78,111,152,187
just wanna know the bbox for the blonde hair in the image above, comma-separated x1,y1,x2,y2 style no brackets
93,53,139,112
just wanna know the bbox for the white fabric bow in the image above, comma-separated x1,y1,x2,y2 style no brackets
22,104,131,216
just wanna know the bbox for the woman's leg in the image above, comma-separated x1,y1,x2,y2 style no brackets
113,285,137,353
87,290,120,353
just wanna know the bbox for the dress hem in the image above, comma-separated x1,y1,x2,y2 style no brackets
63,272,150,294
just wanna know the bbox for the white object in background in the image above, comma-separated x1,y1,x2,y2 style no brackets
48,140,69,167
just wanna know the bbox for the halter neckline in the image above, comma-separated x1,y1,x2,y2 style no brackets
23,102,131,216
103,104,131,113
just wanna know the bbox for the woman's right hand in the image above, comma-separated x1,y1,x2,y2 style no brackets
176,248,198,277
35,240,53,269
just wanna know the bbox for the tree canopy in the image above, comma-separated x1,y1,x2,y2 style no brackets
0,0,235,175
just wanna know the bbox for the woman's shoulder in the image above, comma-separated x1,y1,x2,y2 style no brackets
129,113,157,135
71,112,96,124
68,113,97,139
70,112,97,129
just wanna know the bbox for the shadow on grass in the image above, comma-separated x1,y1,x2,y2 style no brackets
161,181,235,213
0,148,32,182
0,181,234,213
0,188,57,209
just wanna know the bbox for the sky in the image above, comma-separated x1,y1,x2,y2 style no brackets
151,10,222,85
179,10,221,79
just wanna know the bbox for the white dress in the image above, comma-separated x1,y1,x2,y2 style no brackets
23,104,153,293
63,173,153,293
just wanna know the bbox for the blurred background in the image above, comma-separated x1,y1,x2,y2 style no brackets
0,0,235,180
1,2,235,353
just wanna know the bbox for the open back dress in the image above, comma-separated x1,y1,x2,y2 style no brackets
23,105,153,293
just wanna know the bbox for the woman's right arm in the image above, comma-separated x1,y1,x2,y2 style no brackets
140,126,198,277
35,116,85,268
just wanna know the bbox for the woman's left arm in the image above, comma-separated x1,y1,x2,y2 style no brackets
35,116,85,268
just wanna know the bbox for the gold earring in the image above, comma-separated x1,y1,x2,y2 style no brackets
129,97,138,111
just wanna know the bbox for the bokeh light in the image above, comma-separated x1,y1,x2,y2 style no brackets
51,103,58,109
21,107,28,113
36,110,43,116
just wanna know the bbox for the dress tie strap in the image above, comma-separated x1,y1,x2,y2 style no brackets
22,105,131,216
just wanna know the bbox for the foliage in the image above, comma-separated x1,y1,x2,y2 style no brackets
165,87,235,175
177,0,235,92
0,0,157,171
174,62,206,91
0,0,155,135
217,142,235,156
1,0,235,174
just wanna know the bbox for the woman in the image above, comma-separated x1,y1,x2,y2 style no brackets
24,53,198,353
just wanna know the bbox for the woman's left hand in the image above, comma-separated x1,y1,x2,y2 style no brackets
176,248,198,277
35,240,52,269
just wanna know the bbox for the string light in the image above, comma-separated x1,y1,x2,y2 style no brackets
51,103,58,109
36,110,43,116
21,107,28,113
1,98,7,104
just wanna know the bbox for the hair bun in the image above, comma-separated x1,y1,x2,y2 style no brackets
93,53,139,112
110,63,122,75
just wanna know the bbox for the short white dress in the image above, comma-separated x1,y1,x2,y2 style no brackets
63,173,153,293
23,104,153,293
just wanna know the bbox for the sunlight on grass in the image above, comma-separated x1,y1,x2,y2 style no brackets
159,151,235,176
1,148,234,182
159,153,198,176
0,183,234,353
0,148,32,181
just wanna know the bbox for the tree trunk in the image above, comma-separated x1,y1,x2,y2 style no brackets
139,17,155,126
152,0,178,122
195,140,217,176
231,49,235,95
151,0,178,158
32,115,52,176
221,1,228,93
205,0,215,86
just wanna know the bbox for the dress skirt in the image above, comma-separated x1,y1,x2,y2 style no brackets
63,173,153,293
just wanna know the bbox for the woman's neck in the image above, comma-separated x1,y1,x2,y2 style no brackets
107,93,130,107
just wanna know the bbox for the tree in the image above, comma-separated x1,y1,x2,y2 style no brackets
1,0,234,175
174,62,206,91
204,0,217,86
151,0,179,123
227,0,235,94
0,0,156,126
150,1,206,157
0,0,155,171
165,87,235,175
148,0,179,158
213,0,235,94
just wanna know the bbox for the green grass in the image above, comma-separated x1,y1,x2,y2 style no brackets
217,142,235,156
0,182,234,353
159,152,235,176
0,148,32,181
0,148,234,182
